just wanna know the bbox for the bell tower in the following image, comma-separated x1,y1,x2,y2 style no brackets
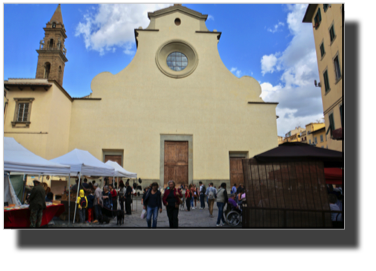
35,4,68,86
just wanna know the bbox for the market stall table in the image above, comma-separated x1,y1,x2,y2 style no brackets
4,204,65,228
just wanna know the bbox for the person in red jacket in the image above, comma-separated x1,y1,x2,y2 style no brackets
162,180,182,228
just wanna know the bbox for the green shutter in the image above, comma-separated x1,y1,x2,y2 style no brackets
339,105,343,127
318,8,322,22
328,113,335,136
324,70,330,92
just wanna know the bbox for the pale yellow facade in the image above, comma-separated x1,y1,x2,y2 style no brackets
305,122,326,147
4,5,278,188
303,4,343,152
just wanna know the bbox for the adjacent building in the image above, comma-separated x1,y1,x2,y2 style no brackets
305,122,327,148
4,4,279,189
303,4,343,151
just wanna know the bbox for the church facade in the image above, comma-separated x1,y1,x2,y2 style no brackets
4,4,278,188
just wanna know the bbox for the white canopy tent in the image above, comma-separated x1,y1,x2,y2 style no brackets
104,160,137,178
4,137,71,175
4,137,71,207
50,149,116,223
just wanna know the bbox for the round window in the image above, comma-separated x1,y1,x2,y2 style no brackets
166,52,188,71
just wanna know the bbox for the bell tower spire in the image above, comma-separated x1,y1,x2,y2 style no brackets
35,4,68,86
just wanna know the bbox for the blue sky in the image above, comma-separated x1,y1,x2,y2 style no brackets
4,3,324,136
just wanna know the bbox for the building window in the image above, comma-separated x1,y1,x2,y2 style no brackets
52,22,56,28
327,113,335,136
166,52,188,71
44,62,51,79
314,137,317,144
309,139,311,144
320,42,325,58
12,98,34,127
339,104,343,127
329,25,336,42
334,55,341,81
323,4,329,12
314,8,322,28
323,70,330,93
320,135,324,142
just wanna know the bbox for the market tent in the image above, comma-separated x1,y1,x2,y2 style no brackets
9,175,24,202
4,173,22,206
254,142,343,168
4,137,71,175
324,168,343,185
105,160,137,178
50,149,116,223
50,149,115,176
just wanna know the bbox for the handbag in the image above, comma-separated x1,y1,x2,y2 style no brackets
140,209,146,219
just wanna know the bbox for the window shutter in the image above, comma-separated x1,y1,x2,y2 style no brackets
318,8,322,22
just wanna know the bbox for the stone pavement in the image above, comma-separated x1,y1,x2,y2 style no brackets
49,198,238,228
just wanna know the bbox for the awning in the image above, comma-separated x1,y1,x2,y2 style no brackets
324,168,343,185
332,128,343,140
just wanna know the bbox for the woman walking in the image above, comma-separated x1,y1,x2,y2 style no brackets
185,184,193,211
162,180,182,228
143,182,162,228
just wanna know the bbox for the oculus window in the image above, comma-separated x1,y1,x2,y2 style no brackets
167,52,188,71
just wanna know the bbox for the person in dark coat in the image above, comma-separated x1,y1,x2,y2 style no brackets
29,180,46,227
143,182,162,228
162,180,182,228
125,182,132,215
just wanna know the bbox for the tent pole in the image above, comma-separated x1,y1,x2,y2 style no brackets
68,175,71,226
21,174,26,204
73,173,81,224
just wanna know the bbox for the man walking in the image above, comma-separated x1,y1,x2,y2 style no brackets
29,180,46,227
205,182,217,217
199,181,206,209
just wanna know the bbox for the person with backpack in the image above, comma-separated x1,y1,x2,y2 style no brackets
205,182,217,217
199,181,206,209
87,189,95,223
77,188,88,223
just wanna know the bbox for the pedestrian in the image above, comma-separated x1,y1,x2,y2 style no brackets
87,189,95,223
191,185,196,209
231,183,237,194
236,184,243,194
199,181,206,209
193,184,198,208
216,183,228,227
101,185,112,218
205,182,217,217
93,183,102,223
29,179,46,227
109,184,117,215
125,181,132,215
162,180,182,228
185,184,193,211
143,182,162,228
76,188,88,223
118,182,126,213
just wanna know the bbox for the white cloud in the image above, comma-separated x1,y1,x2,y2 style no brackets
267,21,284,33
208,15,214,21
261,54,279,75
230,67,242,77
75,4,172,56
259,4,323,135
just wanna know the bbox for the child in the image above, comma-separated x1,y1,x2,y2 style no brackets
87,189,95,223
76,189,88,223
